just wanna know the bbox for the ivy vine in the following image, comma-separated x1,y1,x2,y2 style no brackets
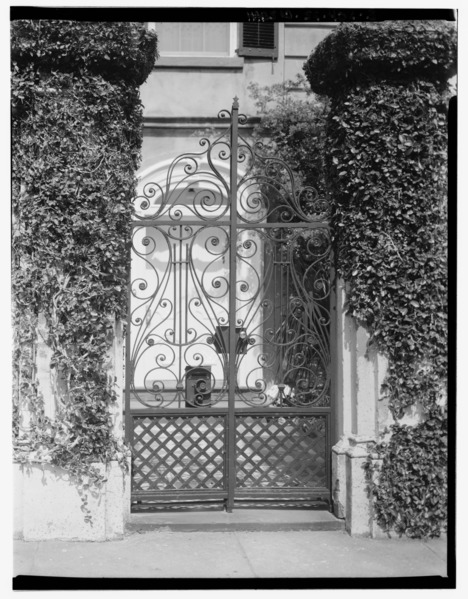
304,20,455,537
324,79,449,418
12,20,157,521
366,407,448,538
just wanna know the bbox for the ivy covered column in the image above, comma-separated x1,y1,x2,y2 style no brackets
12,21,157,541
305,21,455,537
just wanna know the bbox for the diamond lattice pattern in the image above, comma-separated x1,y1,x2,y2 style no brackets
236,415,327,489
132,415,226,492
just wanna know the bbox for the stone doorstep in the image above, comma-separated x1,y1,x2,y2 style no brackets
126,509,345,533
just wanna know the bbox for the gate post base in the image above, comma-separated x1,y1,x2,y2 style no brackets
14,458,130,541
345,436,373,536
332,435,380,537
331,436,348,519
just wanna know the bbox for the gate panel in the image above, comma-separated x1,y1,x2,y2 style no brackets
127,100,332,510
131,413,227,497
129,224,231,410
234,226,331,408
236,414,329,493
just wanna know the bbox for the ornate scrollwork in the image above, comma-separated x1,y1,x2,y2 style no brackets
234,227,331,408
129,224,231,408
235,136,330,224
129,103,331,411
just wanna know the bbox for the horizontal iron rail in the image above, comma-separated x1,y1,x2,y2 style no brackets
131,502,225,511
131,490,228,502
131,490,330,503
229,407,331,415
128,407,332,416
131,489,330,501
129,408,229,416
131,220,330,229
234,488,331,499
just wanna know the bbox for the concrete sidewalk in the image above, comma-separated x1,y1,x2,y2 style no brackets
14,529,448,580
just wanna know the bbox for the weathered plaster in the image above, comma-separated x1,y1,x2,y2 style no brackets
106,318,125,439
345,437,373,536
14,460,129,541
331,280,391,536
331,436,348,519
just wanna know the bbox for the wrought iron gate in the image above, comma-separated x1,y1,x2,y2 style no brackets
125,99,332,511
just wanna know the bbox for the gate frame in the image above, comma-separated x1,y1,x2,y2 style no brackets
125,98,335,512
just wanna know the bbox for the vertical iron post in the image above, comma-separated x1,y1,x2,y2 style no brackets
124,227,134,446
226,98,239,512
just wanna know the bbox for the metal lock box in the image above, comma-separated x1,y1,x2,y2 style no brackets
185,365,212,407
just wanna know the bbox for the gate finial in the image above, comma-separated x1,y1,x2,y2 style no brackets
232,96,239,109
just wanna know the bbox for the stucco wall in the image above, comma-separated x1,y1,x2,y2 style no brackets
139,22,336,171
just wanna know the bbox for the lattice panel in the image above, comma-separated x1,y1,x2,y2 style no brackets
132,415,226,492
236,415,327,489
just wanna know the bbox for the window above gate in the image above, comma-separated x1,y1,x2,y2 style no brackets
151,22,237,57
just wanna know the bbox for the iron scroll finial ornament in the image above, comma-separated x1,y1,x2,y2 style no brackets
232,96,239,109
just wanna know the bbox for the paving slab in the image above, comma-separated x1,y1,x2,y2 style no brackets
15,531,255,579
236,531,448,578
14,529,448,580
